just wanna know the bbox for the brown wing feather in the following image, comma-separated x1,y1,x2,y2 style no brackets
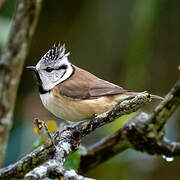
56,66,128,99
89,80,127,97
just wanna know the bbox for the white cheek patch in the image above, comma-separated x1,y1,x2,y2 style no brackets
57,65,73,84
38,64,73,91
53,72,60,82
36,54,74,91
50,70,65,83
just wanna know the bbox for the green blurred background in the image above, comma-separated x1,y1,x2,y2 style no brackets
0,0,180,179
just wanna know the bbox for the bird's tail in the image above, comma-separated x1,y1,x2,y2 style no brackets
125,91,164,100
149,94,164,100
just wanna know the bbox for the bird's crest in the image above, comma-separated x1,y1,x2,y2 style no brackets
42,42,70,65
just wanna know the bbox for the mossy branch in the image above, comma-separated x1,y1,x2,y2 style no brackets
0,0,42,167
0,92,151,179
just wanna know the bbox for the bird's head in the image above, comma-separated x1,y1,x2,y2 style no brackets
27,43,74,91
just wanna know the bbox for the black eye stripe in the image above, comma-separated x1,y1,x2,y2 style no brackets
44,65,67,72
57,65,67,70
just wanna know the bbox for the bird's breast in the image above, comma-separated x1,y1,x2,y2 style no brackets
40,91,73,121
39,91,121,122
40,92,54,115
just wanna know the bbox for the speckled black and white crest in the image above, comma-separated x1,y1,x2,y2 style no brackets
36,42,73,91
42,42,70,66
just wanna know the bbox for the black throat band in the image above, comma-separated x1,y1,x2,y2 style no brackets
34,71,50,94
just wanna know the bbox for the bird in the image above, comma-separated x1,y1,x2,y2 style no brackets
27,43,163,123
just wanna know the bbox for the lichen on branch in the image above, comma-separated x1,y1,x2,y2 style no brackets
0,0,42,167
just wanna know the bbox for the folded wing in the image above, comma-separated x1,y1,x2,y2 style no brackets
56,66,128,99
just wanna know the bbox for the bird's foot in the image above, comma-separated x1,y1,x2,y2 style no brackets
61,119,89,132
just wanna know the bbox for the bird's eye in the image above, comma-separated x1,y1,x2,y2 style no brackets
45,67,54,72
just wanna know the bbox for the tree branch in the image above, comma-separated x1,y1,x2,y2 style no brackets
0,79,179,179
25,119,93,180
0,0,42,167
25,127,94,180
25,92,151,180
149,79,180,134
79,79,180,173
0,92,150,179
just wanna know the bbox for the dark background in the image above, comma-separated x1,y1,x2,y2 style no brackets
0,0,180,179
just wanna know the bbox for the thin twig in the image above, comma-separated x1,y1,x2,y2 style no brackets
34,118,53,147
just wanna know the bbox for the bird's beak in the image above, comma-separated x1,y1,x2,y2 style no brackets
26,66,37,72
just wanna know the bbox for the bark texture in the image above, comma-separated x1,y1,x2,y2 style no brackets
0,0,42,167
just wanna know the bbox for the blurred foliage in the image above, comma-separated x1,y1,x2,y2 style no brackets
0,16,11,47
0,0,16,50
33,136,43,150
0,0,180,179
104,111,139,134
33,120,58,133
64,150,81,171
125,0,162,89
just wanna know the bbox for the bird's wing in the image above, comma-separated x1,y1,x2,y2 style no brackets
89,80,127,97
54,66,128,99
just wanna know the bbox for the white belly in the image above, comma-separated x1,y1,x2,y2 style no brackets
39,92,121,122
40,92,66,120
